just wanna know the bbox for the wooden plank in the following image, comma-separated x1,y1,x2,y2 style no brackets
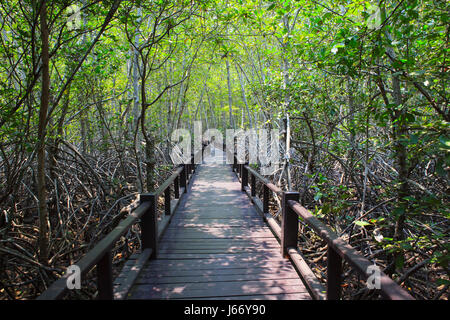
137,266,296,278
126,161,311,300
130,279,307,299
155,252,285,260
158,238,280,245
159,246,281,253
287,247,326,300
161,228,274,239
187,293,311,300
288,201,414,300
143,258,294,270
38,201,151,300
167,220,265,228
113,248,152,300
165,225,269,230
158,247,280,254
265,214,281,240
135,272,301,285
161,233,275,240
176,208,259,215
163,226,271,233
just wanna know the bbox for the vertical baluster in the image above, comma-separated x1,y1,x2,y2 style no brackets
140,193,157,259
250,173,256,197
174,176,180,199
181,165,187,192
165,187,171,216
327,246,342,300
281,191,299,257
263,184,269,214
241,164,248,191
97,250,113,300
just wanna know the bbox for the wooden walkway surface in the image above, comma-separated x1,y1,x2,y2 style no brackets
127,150,311,300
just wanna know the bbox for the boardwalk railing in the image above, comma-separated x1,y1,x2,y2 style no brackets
38,151,201,300
233,159,414,300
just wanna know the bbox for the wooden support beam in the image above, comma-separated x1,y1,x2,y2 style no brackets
327,246,342,300
140,193,157,259
263,184,269,214
165,187,171,216
281,191,299,258
97,250,113,300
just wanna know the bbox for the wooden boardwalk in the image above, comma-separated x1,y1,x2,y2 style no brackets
38,147,413,301
127,150,311,300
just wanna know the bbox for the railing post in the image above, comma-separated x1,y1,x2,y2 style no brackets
174,176,180,199
97,250,113,300
164,187,171,215
281,191,300,258
327,246,342,300
250,173,256,197
140,193,157,259
182,164,188,192
263,185,269,214
241,164,248,191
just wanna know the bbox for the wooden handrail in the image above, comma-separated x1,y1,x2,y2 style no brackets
236,161,415,300
37,143,206,300
245,165,282,195
287,200,414,300
37,202,151,300
152,166,184,198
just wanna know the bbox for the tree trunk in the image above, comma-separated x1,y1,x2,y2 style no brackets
225,56,234,128
37,0,50,266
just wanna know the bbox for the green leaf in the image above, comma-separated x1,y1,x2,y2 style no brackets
439,135,450,149
395,255,405,269
354,220,371,227
314,192,323,201
435,158,446,177
435,279,450,286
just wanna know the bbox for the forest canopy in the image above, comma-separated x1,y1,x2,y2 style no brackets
0,0,448,299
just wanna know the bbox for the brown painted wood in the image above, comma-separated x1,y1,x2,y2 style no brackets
131,279,307,299
137,266,296,278
37,201,151,300
140,194,157,258
144,258,294,269
136,272,301,285
263,184,269,214
187,292,311,300
97,251,113,300
281,191,299,257
287,247,327,300
113,248,152,300
127,160,311,300
174,176,179,199
158,244,280,252
37,151,201,300
287,200,414,300
327,246,342,300
155,252,287,260
164,187,171,216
